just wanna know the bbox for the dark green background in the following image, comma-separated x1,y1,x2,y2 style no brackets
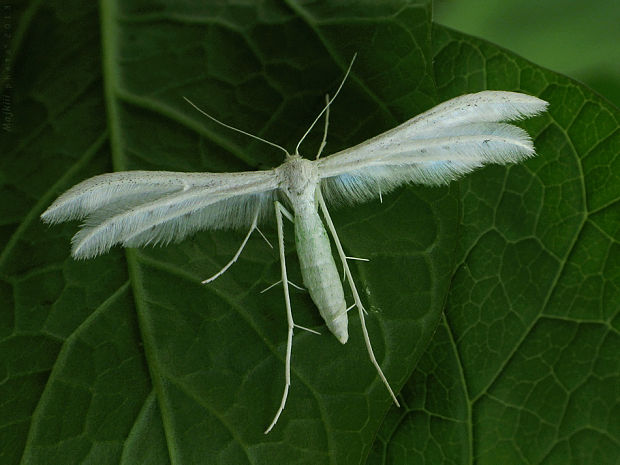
1,1,618,464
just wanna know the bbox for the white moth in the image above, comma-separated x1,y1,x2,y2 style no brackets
41,57,548,433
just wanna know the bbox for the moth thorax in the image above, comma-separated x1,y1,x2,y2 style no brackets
277,155,320,206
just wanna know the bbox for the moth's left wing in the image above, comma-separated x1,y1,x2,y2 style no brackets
318,91,548,205
42,170,279,259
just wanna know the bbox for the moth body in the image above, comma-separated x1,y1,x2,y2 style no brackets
277,156,349,343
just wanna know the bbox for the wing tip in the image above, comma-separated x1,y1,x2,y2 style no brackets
40,204,67,224
479,90,549,120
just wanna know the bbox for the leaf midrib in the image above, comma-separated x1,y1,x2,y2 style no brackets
99,1,181,463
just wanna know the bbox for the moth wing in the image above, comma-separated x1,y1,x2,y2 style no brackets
42,170,279,259
318,91,547,205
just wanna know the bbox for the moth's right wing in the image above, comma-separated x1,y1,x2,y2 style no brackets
318,91,548,206
41,170,279,259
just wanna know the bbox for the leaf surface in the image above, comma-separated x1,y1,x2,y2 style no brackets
368,25,619,465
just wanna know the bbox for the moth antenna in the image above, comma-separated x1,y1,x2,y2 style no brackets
183,97,290,158
295,53,357,156
316,93,331,159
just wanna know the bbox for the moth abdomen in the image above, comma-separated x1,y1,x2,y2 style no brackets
294,206,348,344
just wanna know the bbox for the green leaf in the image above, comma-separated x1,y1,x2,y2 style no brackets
2,1,454,464
2,2,617,465
368,26,620,465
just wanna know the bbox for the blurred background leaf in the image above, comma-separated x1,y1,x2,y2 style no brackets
435,0,620,107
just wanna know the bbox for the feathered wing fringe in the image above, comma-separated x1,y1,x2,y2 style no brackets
41,170,276,224
398,90,548,136
319,92,547,206
71,190,276,259
40,170,279,259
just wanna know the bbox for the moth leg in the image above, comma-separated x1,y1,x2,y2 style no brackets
264,200,296,434
341,256,370,284
317,190,400,407
201,208,260,284
316,93,331,160
293,323,321,335
256,226,273,249
260,279,305,294
278,203,295,223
